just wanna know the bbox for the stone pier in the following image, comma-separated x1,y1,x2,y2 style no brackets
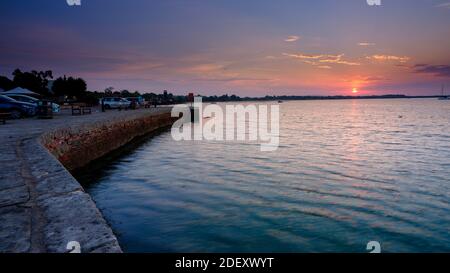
0,107,175,253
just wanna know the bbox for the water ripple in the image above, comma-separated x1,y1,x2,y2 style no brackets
82,99,450,253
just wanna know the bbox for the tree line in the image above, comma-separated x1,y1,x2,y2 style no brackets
0,69,87,100
0,69,182,105
0,68,411,106
0,69,246,105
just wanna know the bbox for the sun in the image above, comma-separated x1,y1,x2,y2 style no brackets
352,88,359,94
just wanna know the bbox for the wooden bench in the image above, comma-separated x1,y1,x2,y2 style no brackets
71,103,92,116
82,107,92,115
71,105,82,116
0,112,10,124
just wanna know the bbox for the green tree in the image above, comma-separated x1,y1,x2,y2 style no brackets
0,76,15,91
120,89,131,97
12,69,53,95
52,75,87,100
104,87,114,96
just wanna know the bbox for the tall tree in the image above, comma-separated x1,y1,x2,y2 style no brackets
12,69,53,95
52,75,87,100
104,87,115,96
0,76,15,91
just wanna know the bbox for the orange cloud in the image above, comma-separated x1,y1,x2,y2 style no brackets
283,52,360,67
358,42,376,46
284,35,300,42
367,54,410,63
319,54,360,66
283,53,325,60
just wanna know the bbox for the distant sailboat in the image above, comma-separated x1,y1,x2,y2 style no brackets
438,84,450,100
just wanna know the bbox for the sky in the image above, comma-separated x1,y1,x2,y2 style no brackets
0,0,449,96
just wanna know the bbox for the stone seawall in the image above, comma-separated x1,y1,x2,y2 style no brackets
0,108,175,253
42,112,175,171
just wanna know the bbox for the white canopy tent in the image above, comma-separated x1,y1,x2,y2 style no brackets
1,87,40,96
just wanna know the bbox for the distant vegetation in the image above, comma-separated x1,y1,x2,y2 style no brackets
1,69,54,96
0,69,182,105
52,75,87,100
0,69,436,106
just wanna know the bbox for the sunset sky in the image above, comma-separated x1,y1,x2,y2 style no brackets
0,0,449,96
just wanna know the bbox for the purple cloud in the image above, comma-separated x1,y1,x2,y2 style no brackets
414,64,450,77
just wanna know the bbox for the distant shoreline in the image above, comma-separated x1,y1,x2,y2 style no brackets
201,95,443,103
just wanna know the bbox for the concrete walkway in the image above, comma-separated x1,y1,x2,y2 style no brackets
0,107,172,253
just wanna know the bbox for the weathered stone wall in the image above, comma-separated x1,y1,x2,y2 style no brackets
1,108,175,252
19,137,123,253
42,112,175,171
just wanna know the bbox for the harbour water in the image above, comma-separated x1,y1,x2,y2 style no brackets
79,99,450,253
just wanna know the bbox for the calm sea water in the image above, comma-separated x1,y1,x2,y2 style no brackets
79,99,450,253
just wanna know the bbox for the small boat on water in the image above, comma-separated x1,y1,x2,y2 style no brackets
438,84,450,100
